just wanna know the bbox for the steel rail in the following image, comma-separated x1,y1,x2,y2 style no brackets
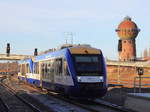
47,91,134,112
0,97,9,112
48,91,102,112
0,82,42,112
95,99,136,112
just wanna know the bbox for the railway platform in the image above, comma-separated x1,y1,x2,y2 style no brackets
124,93,150,112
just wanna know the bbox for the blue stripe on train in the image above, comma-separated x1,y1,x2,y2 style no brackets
26,78,40,87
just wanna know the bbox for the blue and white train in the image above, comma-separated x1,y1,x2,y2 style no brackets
18,45,107,99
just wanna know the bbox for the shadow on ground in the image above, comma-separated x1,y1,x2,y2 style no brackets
101,86,150,106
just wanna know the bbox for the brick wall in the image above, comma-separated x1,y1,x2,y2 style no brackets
107,65,150,87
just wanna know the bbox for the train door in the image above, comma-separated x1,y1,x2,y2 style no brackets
22,63,27,82
63,58,74,86
49,59,55,89
18,64,24,80
25,63,29,83
41,61,48,88
54,58,63,83
18,64,21,76
19,64,22,76
51,60,55,83
40,61,45,88
40,59,55,90
63,58,68,84
32,62,40,86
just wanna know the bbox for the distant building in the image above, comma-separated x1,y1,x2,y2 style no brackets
116,16,140,61
143,48,150,61
144,48,148,58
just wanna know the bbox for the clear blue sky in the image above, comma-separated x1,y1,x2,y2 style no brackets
0,0,149,60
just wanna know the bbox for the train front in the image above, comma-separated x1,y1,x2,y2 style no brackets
68,46,107,99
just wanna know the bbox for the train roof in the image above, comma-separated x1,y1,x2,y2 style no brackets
18,58,33,64
69,46,101,54
34,48,68,62
34,45,101,62
18,44,102,63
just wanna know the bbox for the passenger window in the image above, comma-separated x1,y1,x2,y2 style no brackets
41,63,45,77
45,64,48,73
49,61,54,78
36,63,38,74
55,58,62,75
58,59,62,74
64,59,70,76
34,63,36,73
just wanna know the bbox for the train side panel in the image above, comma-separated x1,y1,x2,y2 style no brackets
35,49,74,93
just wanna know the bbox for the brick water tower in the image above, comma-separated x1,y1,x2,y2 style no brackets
116,16,140,61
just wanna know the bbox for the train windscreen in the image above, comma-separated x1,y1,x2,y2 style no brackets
73,55,103,76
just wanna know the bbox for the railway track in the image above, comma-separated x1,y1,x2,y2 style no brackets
0,81,42,112
0,75,135,112
0,97,9,112
47,91,135,112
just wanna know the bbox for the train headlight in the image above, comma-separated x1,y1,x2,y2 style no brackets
77,77,82,82
99,76,104,82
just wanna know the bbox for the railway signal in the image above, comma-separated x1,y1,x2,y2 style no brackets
6,43,10,57
34,48,38,56
136,67,144,75
136,67,144,93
